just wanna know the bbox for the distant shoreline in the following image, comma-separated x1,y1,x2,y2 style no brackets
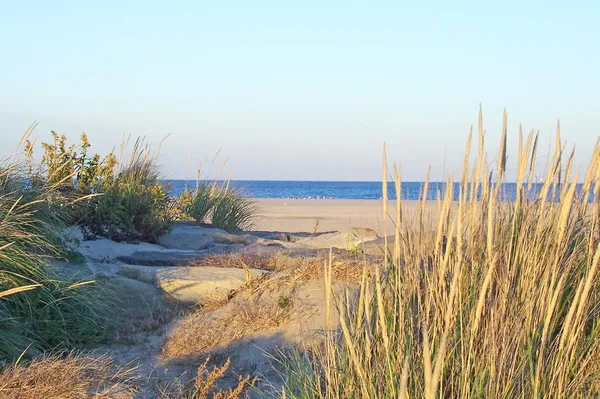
164,180,585,202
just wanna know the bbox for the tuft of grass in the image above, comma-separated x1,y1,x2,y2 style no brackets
280,111,600,398
209,189,257,233
346,245,362,257
179,157,258,232
157,356,254,399
183,183,220,225
0,352,137,399
312,218,320,235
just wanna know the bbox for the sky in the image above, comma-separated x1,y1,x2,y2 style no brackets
1,1,598,181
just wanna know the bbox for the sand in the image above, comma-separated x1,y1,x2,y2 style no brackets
252,198,442,235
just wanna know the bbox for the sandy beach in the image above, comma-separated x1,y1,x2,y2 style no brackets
252,198,443,235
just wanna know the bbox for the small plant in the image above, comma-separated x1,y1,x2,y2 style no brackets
278,295,291,309
60,246,86,264
49,234,86,264
190,356,254,399
346,245,362,257
312,218,320,235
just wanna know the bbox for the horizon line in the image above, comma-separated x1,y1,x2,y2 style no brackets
161,178,557,184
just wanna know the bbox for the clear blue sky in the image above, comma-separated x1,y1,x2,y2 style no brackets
1,1,598,181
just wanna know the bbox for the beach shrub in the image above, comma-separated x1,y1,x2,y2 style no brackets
80,159,175,243
81,182,174,243
21,131,117,227
280,112,600,398
25,131,117,193
22,131,175,243
210,189,257,233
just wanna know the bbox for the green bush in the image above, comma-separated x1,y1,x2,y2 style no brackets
21,131,117,227
80,153,175,243
26,131,116,193
22,132,174,243
81,182,174,243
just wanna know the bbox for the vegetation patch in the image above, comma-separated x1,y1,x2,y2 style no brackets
182,184,258,233
280,112,600,398
79,139,176,243
0,352,137,399
210,189,257,233
0,166,110,362
162,287,297,361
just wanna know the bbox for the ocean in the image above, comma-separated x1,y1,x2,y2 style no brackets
164,180,594,202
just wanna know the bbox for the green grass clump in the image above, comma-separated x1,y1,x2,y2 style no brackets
181,181,257,233
280,111,600,398
210,189,257,233
182,183,219,224
0,168,108,362
58,246,86,264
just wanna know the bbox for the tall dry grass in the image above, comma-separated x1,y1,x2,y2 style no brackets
282,110,600,398
0,352,137,399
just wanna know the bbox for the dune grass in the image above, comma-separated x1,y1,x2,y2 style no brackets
181,152,257,232
3,113,599,398
210,189,257,232
183,182,257,233
183,183,221,225
280,111,600,398
0,166,109,362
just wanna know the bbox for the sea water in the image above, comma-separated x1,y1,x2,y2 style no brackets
164,180,594,202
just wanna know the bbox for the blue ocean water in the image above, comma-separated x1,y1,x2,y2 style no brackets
164,180,594,202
